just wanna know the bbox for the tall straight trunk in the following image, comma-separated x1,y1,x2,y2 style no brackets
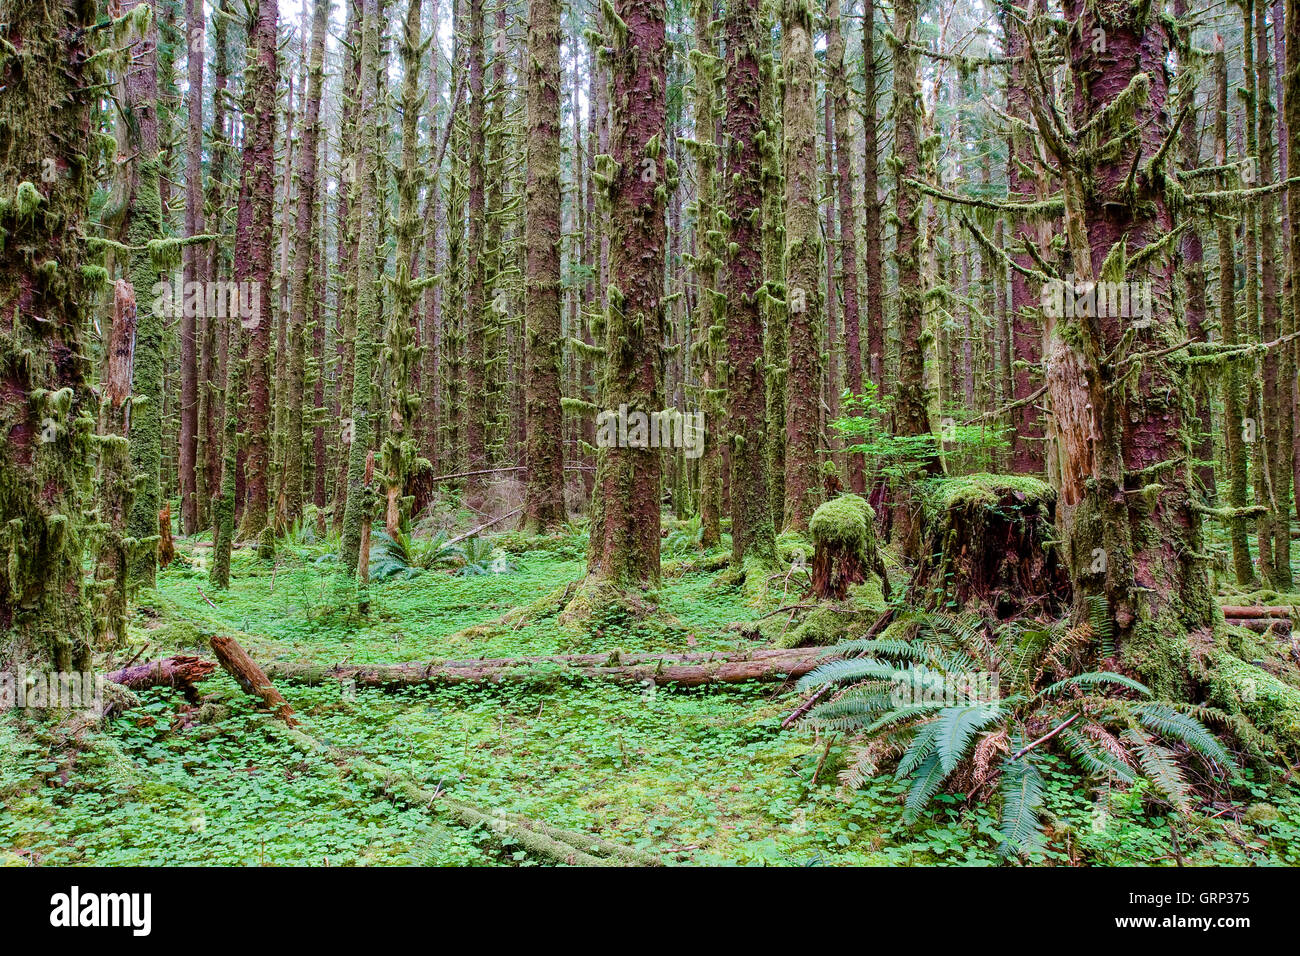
1257,0,1294,586
234,0,280,542
116,1,165,586
1242,2,1274,583
420,0,443,472
463,0,488,501
95,282,139,647
1172,0,1214,496
521,0,565,532
829,0,864,494
180,0,205,534
201,0,231,539
862,0,885,395
890,0,935,555
1045,0,1215,694
281,0,327,529
1214,42,1255,585
719,0,777,564
581,0,668,589
333,0,362,533
0,0,99,670
761,23,786,528
1000,0,1045,474
689,0,722,547
340,0,383,573
781,0,824,531
823,67,839,471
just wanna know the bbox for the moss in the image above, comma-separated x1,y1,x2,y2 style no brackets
808,493,873,557
1208,652,1300,755
927,473,1054,514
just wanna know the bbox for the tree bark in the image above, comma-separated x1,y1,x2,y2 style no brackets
521,0,565,533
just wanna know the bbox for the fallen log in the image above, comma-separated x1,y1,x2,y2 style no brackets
209,634,298,726
267,646,825,689
268,721,662,866
1226,617,1293,635
1221,606,1293,619
105,655,216,700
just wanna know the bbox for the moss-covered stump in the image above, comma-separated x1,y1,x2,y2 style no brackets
919,474,1068,618
807,494,890,601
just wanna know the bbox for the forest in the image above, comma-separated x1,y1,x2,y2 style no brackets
2,0,1300,872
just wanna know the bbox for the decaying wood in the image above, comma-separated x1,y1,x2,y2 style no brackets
105,655,216,700
267,646,825,689
209,633,298,725
1221,606,1293,618
157,502,176,566
270,722,662,866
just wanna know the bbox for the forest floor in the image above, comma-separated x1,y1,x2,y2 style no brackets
3,521,1300,866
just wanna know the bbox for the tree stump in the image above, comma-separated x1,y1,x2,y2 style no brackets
918,474,1069,617
809,494,890,601
157,503,176,567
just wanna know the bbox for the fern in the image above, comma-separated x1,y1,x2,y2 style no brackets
904,752,949,822
934,702,1003,774
1135,702,1234,771
1086,594,1115,660
998,750,1046,856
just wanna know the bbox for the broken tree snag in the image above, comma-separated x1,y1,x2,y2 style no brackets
157,502,176,567
105,655,216,701
266,646,825,689
808,494,890,601
918,474,1070,618
209,634,297,725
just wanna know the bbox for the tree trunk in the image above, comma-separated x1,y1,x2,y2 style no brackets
233,0,280,541
575,0,668,592
723,0,776,564
521,0,565,533
1044,0,1216,697
829,0,865,495
180,0,205,535
780,0,824,532
0,0,100,672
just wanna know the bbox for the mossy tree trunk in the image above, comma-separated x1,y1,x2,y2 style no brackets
1042,0,1216,697
381,0,424,536
521,0,565,534
888,0,938,557
689,0,723,549
1255,0,1294,588
861,0,885,398
780,0,823,533
0,0,100,671
578,0,668,591
281,0,328,530
340,0,384,573
463,0,489,507
233,0,280,542
998,0,1046,475
828,0,865,495
1213,41,1255,586
180,0,205,535
114,0,166,588
95,282,139,648
723,0,776,566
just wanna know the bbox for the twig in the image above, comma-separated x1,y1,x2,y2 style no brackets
445,508,524,548
1010,713,1079,760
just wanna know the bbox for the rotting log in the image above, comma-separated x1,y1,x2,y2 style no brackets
266,646,825,689
269,721,662,866
209,634,298,725
105,655,216,700
1221,606,1293,618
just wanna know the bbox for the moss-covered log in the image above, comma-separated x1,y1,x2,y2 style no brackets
267,646,823,688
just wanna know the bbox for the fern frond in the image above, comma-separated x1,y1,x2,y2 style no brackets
1039,671,1150,699
1126,727,1191,809
903,752,950,822
998,749,1046,856
1135,702,1234,771
934,702,1003,774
